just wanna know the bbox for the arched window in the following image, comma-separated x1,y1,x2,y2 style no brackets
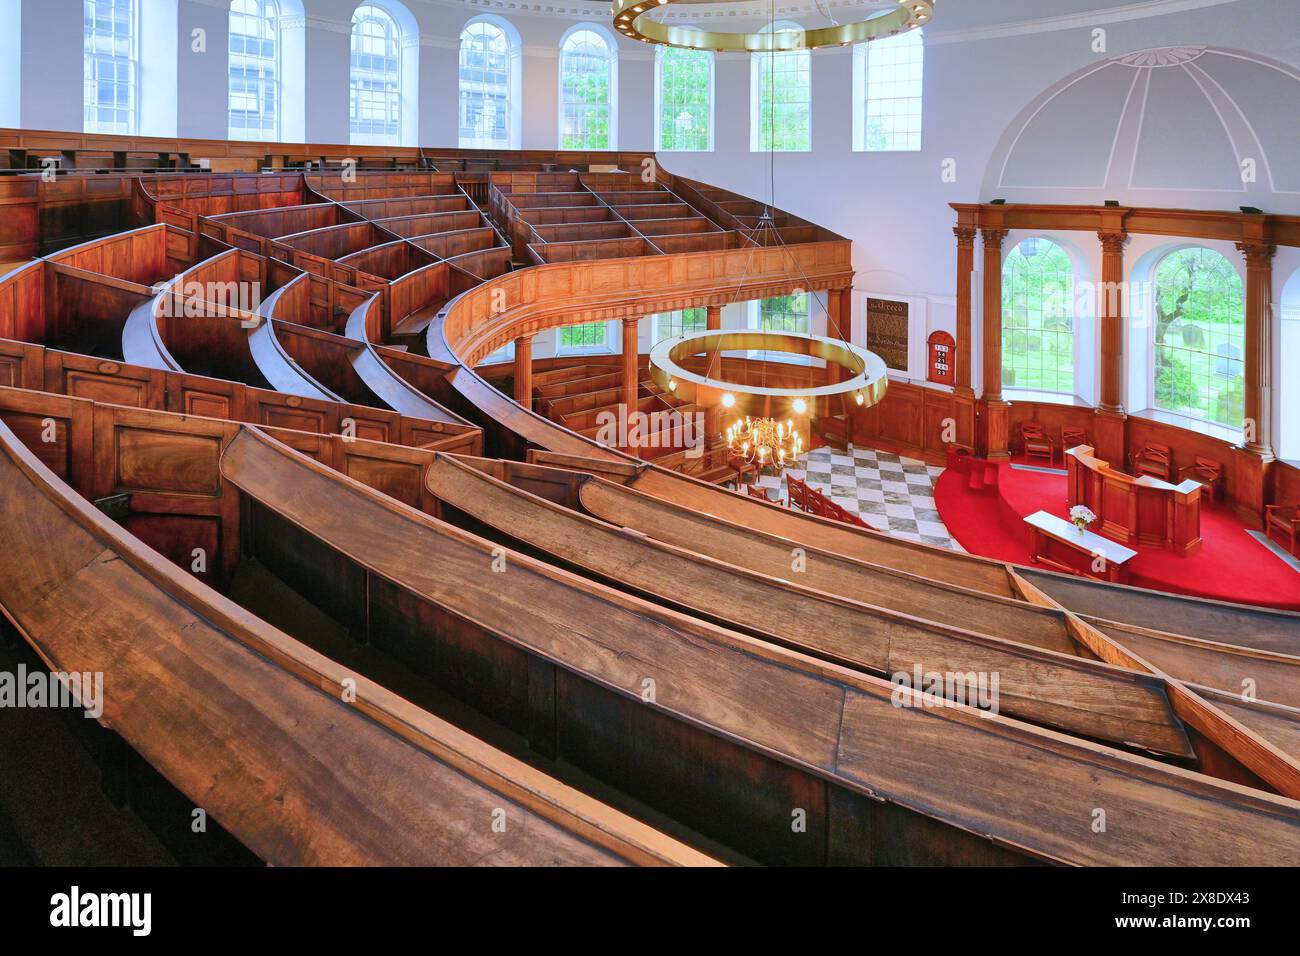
350,3,402,146
1152,247,1245,428
750,24,811,152
654,308,707,343
760,294,810,333
853,29,924,151
84,0,139,134
1002,238,1074,395
228,0,280,141
459,19,517,149
1279,270,1300,461
656,46,712,152
559,27,616,150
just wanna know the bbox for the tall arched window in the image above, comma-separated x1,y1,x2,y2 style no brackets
656,46,712,152
228,0,280,141
1002,237,1074,395
1152,247,1245,428
84,0,138,134
750,24,811,152
350,3,402,146
853,29,924,151
559,27,615,150
459,19,516,149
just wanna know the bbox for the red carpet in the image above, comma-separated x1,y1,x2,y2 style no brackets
934,457,1300,611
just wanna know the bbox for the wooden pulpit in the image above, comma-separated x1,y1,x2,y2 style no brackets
1065,445,1202,556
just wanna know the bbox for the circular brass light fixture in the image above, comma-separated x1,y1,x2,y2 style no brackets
612,0,933,51
647,329,888,416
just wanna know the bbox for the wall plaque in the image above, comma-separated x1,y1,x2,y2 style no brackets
866,297,910,372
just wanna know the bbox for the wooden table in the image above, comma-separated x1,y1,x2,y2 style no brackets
1025,510,1137,583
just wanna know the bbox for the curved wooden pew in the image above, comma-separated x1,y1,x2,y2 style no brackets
440,452,1300,720
216,426,1300,865
1018,568,1300,653
0,419,710,867
423,452,1191,757
572,467,1077,651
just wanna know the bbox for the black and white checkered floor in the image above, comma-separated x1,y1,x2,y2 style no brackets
749,445,963,551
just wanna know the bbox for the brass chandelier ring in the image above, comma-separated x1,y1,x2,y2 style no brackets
647,329,889,416
612,0,933,52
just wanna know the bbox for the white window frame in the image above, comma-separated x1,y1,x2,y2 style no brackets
852,29,924,152
555,320,618,356
83,0,139,135
558,24,618,151
749,23,811,153
349,3,403,147
458,16,521,150
654,44,713,153
228,0,281,142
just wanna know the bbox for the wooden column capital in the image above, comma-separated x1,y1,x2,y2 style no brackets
1097,230,1128,254
1236,241,1277,266
981,228,1008,248
953,226,977,248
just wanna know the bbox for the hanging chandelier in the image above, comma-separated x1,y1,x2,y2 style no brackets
727,415,803,472
612,0,932,52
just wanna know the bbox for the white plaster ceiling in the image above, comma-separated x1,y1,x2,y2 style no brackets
990,46,1300,197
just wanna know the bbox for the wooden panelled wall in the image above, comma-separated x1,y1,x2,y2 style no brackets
850,203,1300,526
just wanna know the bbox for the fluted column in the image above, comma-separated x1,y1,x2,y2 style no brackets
980,229,1008,400
621,316,639,451
1097,231,1127,412
1237,240,1276,459
953,226,977,395
981,228,1010,458
704,305,723,441
704,304,722,378
512,335,532,410
1091,231,1129,465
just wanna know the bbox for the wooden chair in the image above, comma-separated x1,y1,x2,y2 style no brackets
745,483,772,502
1179,455,1225,504
727,451,759,487
806,487,831,517
1265,505,1300,555
1061,426,1088,453
1020,422,1055,465
1131,441,1173,482
786,475,809,512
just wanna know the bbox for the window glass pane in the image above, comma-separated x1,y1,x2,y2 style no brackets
657,47,711,152
84,0,137,135
1001,238,1074,395
863,30,924,152
559,322,609,350
228,0,280,140
459,21,512,149
755,43,810,151
760,294,810,333
350,4,401,145
560,30,612,150
1152,247,1245,428
653,308,707,343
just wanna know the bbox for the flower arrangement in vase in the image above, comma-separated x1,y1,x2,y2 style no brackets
1069,505,1096,536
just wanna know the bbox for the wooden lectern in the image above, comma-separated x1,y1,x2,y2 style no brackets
1065,445,1203,556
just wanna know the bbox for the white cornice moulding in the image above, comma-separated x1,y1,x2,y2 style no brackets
922,0,1247,46
410,0,1249,35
